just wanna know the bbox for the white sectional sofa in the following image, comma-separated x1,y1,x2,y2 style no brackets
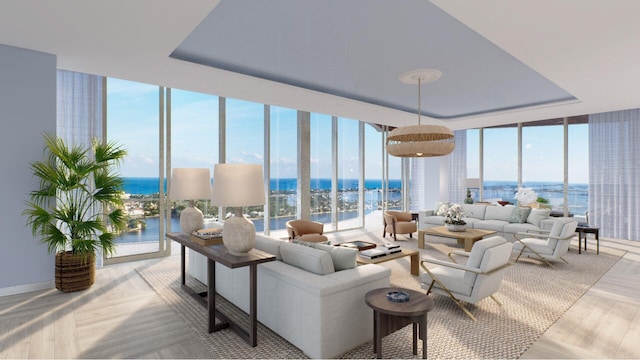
188,234,391,359
419,203,555,242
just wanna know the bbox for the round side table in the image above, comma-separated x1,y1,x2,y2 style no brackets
365,287,434,359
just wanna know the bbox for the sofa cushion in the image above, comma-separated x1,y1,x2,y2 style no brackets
314,243,358,271
280,242,335,275
484,205,515,221
509,207,532,223
472,220,508,232
526,208,551,227
422,216,445,226
255,234,285,260
503,222,541,234
461,204,487,220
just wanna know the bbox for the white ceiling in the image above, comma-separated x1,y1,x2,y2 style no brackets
1,0,640,130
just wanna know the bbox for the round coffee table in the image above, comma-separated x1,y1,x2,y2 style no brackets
365,287,434,359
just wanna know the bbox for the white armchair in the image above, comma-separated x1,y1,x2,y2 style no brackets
420,236,513,321
513,217,578,266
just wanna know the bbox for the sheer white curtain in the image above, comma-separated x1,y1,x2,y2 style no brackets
409,130,467,211
57,70,103,144
589,109,640,240
448,130,467,203
56,70,105,265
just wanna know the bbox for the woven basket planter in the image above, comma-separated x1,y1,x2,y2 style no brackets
55,251,95,292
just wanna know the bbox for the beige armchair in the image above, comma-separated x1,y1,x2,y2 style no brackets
285,219,328,243
513,218,578,266
420,236,513,321
383,211,417,241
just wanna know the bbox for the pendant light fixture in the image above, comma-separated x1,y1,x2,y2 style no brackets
386,69,455,157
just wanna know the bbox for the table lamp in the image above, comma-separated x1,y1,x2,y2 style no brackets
170,168,212,234
211,163,265,256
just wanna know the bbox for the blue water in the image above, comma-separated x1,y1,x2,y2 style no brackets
123,177,402,195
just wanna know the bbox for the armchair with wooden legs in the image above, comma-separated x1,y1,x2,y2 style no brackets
513,217,578,267
383,210,417,241
419,236,513,321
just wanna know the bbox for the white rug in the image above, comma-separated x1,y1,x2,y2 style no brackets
137,238,623,359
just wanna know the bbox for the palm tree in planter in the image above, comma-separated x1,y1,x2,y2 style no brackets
24,134,128,292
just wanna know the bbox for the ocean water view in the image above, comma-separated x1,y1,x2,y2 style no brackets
123,177,403,195
117,177,588,244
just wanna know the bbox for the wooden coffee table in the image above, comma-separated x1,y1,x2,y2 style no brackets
418,226,497,252
356,248,420,276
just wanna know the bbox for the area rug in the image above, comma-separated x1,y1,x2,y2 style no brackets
136,238,623,359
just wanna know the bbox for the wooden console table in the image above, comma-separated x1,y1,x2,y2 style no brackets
166,232,276,347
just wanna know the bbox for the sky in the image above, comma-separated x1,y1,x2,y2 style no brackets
107,77,588,184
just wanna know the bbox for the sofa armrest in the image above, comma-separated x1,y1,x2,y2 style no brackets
420,210,435,217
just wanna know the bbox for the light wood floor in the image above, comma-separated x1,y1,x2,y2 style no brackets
1,231,639,359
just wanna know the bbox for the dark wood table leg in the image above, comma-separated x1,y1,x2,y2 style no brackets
249,264,258,347
375,310,382,358
412,322,418,355
578,230,582,254
208,258,215,333
181,244,186,284
584,231,588,252
421,314,427,359
596,229,600,254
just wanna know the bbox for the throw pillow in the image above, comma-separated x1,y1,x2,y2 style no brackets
313,243,358,271
509,207,532,223
526,208,552,227
280,242,335,275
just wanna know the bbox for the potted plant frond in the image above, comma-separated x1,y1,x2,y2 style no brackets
24,133,128,292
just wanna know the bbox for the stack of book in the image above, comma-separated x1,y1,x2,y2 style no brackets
359,244,402,259
190,228,223,245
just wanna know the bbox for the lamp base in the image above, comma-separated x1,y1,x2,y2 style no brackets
180,206,204,234
222,208,256,256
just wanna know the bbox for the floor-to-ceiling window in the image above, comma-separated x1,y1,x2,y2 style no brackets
337,117,361,229
106,77,163,259
466,118,589,216
483,127,518,203
225,98,265,229
365,124,384,225
269,106,297,231
522,123,563,209
170,88,219,227
568,122,589,222
310,113,334,231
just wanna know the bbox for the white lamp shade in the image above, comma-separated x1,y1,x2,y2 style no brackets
170,168,212,200
211,164,265,207
465,178,481,189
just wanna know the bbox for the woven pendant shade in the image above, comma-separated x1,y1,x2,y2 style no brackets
386,69,455,157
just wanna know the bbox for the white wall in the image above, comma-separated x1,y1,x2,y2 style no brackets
0,44,56,295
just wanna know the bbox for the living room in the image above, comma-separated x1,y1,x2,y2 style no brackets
2,1,640,358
